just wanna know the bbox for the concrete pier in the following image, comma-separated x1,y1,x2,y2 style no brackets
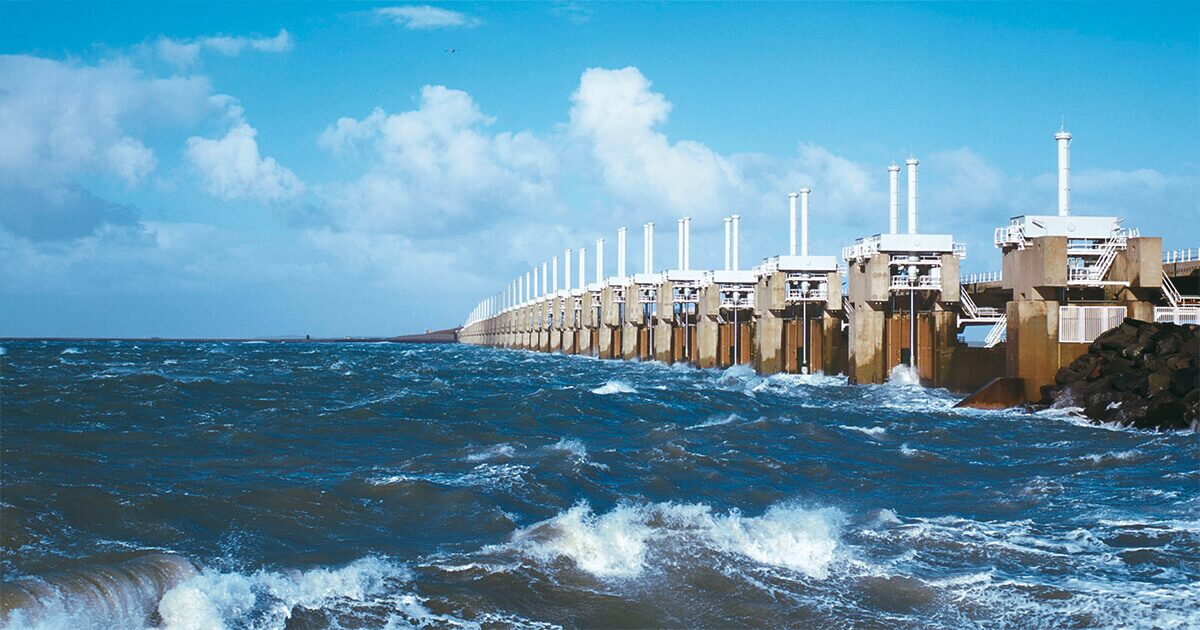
457,130,1195,408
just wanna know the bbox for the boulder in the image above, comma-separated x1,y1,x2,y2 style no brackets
1032,321,1199,431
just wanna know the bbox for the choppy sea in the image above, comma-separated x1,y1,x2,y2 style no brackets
1,341,1196,629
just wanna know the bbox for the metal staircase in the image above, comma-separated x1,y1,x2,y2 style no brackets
984,316,1007,348
1067,228,1137,287
1156,273,1200,324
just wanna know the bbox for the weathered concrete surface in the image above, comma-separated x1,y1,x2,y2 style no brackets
698,315,718,368
955,377,1026,409
1003,236,1067,301
755,311,783,375
940,345,1007,394
1110,237,1163,289
654,320,673,363
621,323,639,360
849,306,886,384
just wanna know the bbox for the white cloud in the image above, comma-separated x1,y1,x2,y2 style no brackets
375,5,481,30
155,29,293,67
568,67,735,216
0,55,212,188
320,85,557,236
185,120,305,202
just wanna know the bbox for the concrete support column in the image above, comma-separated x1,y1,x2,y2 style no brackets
621,322,639,359
654,318,673,363
756,310,784,375
849,305,887,384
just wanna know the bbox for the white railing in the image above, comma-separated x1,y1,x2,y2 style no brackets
611,287,626,304
890,275,940,290
961,286,979,319
985,315,1007,347
961,271,1002,285
953,242,967,259
1154,306,1200,325
1066,228,1138,286
673,287,701,303
842,235,882,262
960,287,1003,321
1059,306,1126,343
1162,274,1183,308
719,291,755,309
1163,248,1200,264
638,287,657,304
786,286,829,302
994,222,1027,249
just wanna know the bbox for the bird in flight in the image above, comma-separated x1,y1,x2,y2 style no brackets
445,48,459,53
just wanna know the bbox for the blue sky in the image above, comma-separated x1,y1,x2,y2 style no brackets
2,2,1197,337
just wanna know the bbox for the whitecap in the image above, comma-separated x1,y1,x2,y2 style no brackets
60,347,82,355
839,425,887,439
1082,449,1141,464
591,380,637,395
687,413,741,430
502,501,843,580
157,557,408,630
546,438,608,469
466,443,516,462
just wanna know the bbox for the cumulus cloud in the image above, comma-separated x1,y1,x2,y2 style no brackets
319,85,557,236
569,67,735,216
374,5,481,30
155,29,293,67
0,54,211,188
186,119,305,202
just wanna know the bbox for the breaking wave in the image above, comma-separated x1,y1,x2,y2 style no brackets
501,501,843,580
590,380,637,395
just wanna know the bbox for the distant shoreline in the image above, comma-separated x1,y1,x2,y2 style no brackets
0,328,461,345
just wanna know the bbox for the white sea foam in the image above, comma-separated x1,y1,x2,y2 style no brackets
1082,449,1141,464
465,443,516,462
368,463,530,491
840,425,887,439
504,501,843,580
60,347,82,355
687,413,741,430
156,557,409,630
591,380,637,395
887,364,920,386
546,438,608,469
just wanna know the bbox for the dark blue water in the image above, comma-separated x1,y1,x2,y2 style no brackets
1,341,1196,629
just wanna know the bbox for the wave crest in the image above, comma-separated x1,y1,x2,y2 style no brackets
504,501,843,580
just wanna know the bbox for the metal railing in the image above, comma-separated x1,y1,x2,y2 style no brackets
961,270,1002,285
985,316,1007,347
1059,306,1126,343
1164,248,1200,264
889,275,940,290
994,222,1027,249
719,289,755,309
786,286,829,302
842,235,882,262
1154,306,1200,325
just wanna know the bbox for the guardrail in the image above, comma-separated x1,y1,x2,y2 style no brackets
1164,248,1200,264
1059,306,1125,343
889,275,940,290
1154,306,1200,325
961,271,1002,285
